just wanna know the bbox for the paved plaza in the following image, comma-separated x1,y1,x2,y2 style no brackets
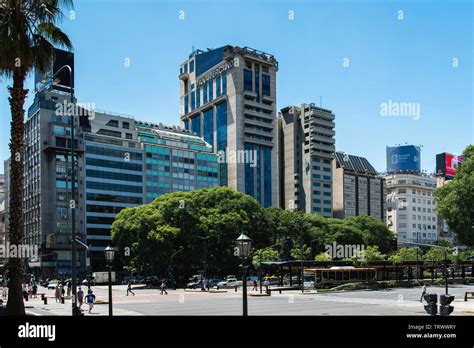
19,284,474,316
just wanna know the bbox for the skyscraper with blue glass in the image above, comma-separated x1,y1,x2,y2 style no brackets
179,46,279,207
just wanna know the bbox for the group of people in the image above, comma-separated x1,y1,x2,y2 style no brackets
21,282,38,299
126,280,168,295
251,280,270,292
53,281,76,302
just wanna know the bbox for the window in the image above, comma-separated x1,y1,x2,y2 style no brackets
126,133,132,139
122,122,130,129
106,119,119,127
208,82,213,101
196,87,201,109
244,69,253,91
222,73,227,94
262,74,270,96
216,76,221,97
190,60,194,73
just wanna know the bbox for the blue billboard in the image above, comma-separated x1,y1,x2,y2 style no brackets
386,145,421,173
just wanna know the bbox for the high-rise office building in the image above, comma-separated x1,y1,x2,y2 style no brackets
332,152,386,221
179,45,279,207
82,112,144,270
279,103,336,217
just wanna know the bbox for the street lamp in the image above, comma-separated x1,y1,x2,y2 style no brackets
39,65,81,316
196,236,211,290
236,233,251,316
168,246,184,290
104,245,115,316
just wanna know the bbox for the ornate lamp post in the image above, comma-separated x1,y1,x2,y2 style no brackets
236,233,251,316
104,246,115,316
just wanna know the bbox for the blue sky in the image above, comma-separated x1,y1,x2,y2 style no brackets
0,0,472,173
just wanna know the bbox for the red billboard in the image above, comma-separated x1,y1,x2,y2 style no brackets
436,153,464,177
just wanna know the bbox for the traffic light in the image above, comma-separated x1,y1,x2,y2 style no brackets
439,294,455,316
423,293,438,316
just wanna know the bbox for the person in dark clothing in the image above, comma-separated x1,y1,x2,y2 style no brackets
252,280,258,291
160,280,168,295
126,281,135,296
32,283,38,298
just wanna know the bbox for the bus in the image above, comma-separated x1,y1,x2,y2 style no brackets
303,266,377,287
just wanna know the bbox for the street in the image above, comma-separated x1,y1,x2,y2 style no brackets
23,284,474,316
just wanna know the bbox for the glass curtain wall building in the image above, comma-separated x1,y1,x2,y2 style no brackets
136,123,218,204
179,45,279,207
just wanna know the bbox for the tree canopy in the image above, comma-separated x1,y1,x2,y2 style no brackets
112,187,396,280
434,145,474,246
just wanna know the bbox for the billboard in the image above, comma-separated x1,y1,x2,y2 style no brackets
436,153,464,178
386,145,421,173
35,48,74,93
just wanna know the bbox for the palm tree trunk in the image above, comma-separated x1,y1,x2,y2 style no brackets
6,68,27,315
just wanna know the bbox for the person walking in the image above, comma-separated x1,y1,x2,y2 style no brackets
264,279,270,294
77,287,84,310
160,280,168,295
32,283,38,298
252,280,258,291
85,290,96,314
126,281,135,296
67,281,72,297
55,285,61,303
420,283,427,302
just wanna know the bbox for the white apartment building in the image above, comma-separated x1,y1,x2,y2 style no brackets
385,173,438,245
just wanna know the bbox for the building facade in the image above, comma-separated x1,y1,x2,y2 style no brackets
179,45,279,207
385,173,438,246
136,122,218,204
279,103,336,217
19,87,220,276
82,111,144,270
332,152,386,221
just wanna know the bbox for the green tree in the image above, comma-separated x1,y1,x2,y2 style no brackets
423,247,451,268
434,145,474,246
252,249,279,269
345,215,395,253
0,0,73,315
351,245,386,266
314,252,331,261
389,247,423,264
112,187,263,278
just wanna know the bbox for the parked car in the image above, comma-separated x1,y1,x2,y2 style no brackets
217,278,240,288
186,280,203,289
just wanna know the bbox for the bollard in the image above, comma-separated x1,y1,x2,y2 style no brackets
235,286,237,292
41,293,45,300
43,297,47,305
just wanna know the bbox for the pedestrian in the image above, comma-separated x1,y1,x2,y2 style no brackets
160,280,168,295
67,281,72,297
55,285,61,303
264,279,270,294
252,280,258,291
60,284,65,301
126,281,135,296
420,283,427,302
85,290,96,314
22,284,28,300
32,283,38,298
77,287,84,310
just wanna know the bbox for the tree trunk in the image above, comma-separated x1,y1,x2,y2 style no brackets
6,68,27,316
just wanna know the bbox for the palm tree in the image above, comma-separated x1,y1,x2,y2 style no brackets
0,0,72,315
